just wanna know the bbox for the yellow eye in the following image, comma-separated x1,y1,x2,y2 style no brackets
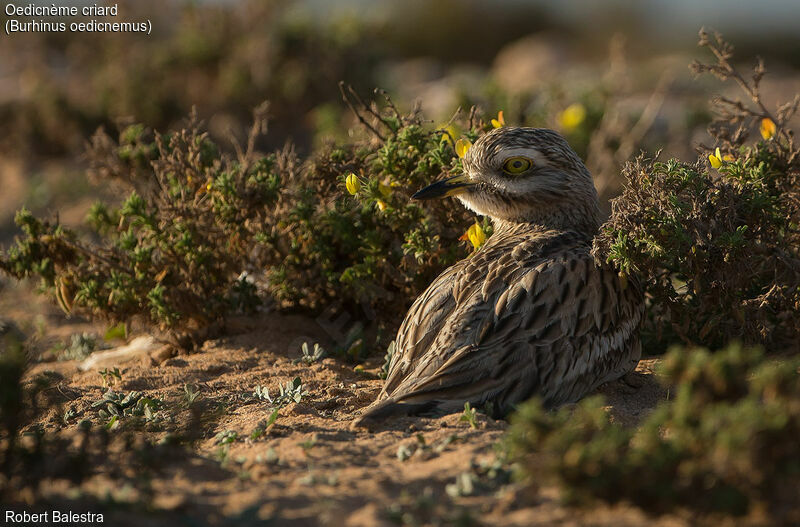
502,156,532,175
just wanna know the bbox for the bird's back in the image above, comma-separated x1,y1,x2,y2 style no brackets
355,223,643,425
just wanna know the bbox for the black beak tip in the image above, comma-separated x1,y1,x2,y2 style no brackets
411,183,441,201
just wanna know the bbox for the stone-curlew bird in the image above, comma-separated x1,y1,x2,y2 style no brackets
353,127,643,427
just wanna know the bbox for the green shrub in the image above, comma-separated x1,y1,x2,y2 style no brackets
508,343,800,520
594,30,800,349
1,108,281,347
263,91,483,317
594,149,800,349
0,94,487,348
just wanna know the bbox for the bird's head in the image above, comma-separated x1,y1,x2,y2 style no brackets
413,127,600,232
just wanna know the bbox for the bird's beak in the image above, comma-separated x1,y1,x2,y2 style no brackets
412,174,474,200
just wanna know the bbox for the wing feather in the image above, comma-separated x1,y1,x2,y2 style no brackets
380,233,644,415
380,263,462,397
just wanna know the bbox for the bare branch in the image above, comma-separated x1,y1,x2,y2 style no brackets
338,81,386,141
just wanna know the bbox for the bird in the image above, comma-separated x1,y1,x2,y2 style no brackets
352,126,644,428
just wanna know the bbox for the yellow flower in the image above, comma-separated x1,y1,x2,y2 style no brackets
466,222,486,250
376,200,387,212
345,173,361,195
491,110,505,129
438,124,460,145
206,182,213,191
455,138,472,159
708,147,723,168
760,117,776,140
556,103,586,132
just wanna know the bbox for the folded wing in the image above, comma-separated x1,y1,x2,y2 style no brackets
357,231,643,424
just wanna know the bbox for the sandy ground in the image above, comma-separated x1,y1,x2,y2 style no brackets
0,274,714,527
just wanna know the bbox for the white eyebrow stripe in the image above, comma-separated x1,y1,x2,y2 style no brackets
498,147,549,167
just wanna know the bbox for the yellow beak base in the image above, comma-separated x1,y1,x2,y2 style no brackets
411,174,473,200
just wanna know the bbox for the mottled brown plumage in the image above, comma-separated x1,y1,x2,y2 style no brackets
353,127,643,427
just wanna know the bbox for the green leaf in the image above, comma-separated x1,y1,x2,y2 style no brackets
266,408,280,428
105,415,119,430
